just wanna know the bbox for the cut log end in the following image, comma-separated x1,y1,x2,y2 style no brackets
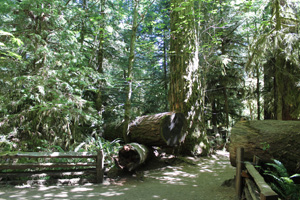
118,143,149,171
161,112,186,146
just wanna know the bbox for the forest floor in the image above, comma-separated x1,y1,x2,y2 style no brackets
0,150,237,200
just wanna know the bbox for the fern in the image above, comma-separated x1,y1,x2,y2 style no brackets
265,159,289,177
264,159,300,200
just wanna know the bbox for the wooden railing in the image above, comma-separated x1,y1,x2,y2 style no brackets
0,151,104,185
235,147,278,200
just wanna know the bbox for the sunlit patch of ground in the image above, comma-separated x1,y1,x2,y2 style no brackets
0,150,237,200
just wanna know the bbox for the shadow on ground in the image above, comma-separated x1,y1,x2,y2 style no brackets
0,151,237,200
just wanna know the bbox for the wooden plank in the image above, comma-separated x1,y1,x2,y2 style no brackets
245,162,278,200
244,184,253,200
236,147,244,199
0,178,95,186
245,178,260,200
0,169,96,178
96,150,104,183
0,152,97,159
0,162,96,170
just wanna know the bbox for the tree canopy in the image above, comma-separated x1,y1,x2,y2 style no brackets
0,0,300,154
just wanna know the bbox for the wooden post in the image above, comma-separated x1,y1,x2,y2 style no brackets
96,150,104,183
253,155,261,166
236,147,244,199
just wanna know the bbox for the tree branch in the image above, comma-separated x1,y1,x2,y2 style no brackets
136,0,156,27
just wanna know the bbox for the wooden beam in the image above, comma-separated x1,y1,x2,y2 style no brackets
244,184,253,200
0,162,96,170
245,178,260,200
0,169,96,178
236,147,244,199
0,152,97,159
0,151,102,185
245,162,278,200
0,178,94,186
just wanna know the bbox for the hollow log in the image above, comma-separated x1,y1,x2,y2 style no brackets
104,112,186,147
229,120,300,174
118,143,149,171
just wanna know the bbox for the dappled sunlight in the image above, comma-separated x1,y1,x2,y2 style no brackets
0,152,236,200
144,165,199,185
99,191,125,197
70,187,93,192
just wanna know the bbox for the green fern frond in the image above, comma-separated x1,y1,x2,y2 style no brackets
269,182,285,198
266,159,289,177
290,174,300,179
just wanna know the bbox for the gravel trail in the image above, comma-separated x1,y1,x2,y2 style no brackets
0,151,237,200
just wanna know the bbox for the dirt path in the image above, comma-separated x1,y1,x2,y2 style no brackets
0,151,237,200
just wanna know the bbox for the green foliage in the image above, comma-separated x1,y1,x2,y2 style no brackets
0,30,23,61
73,136,122,168
261,142,270,151
0,0,104,150
0,135,17,152
0,0,299,156
264,160,300,200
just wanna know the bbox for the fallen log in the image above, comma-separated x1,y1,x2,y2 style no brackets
229,120,300,173
104,112,186,147
118,143,149,171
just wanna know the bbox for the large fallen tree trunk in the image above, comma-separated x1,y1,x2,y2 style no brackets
104,112,186,147
128,112,186,146
229,120,300,174
118,143,149,171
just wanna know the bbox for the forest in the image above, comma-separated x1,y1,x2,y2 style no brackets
1,0,300,158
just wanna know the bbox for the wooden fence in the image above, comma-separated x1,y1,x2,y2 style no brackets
235,147,278,200
0,151,104,185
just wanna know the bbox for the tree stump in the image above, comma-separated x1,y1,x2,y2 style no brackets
229,120,300,174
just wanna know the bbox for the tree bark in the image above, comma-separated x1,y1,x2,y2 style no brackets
229,120,300,174
256,65,261,120
123,0,139,143
104,112,186,147
223,87,229,128
129,112,186,146
169,0,207,155
163,30,168,111
95,0,106,112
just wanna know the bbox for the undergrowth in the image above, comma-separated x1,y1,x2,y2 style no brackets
263,159,300,200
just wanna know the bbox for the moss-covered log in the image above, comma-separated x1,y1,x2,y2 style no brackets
104,112,186,147
118,143,149,171
128,112,186,146
229,120,300,173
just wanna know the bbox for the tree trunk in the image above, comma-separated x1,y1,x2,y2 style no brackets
211,99,217,126
118,143,149,171
223,87,229,128
256,65,261,120
169,0,207,155
229,120,300,174
274,0,284,120
263,59,274,120
129,112,186,146
104,112,186,147
163,30,168,111
123,1,139,143
95,0,106,112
